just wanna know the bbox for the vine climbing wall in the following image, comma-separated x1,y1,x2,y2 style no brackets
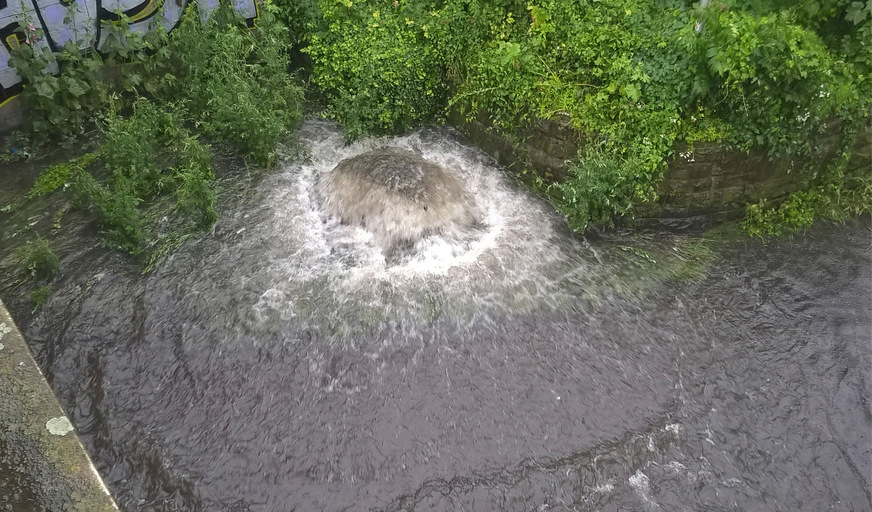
0,0,257,111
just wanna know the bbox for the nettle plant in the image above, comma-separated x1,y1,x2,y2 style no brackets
148,2,304,166
8,17,111,137
17,1,305,264
30,99,217,257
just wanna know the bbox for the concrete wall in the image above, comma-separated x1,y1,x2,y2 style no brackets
0,0,258,122
450,110,872,219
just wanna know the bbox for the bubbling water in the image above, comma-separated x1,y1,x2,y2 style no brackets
317,148,480,254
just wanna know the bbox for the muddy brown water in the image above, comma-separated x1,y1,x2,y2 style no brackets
0,120,869,511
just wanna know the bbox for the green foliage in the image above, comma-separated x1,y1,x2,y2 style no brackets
449,0,696,228
7,0,870,238
12,0,304,265
551,145,642,230
272,0,321,48
302,0,447,139
28,151,101,199
283,0,868,232
85,100,217,254
144,3,304,165
9,1,303,165
29,285,52,311
9,34,111,137
16,238,59,278
28,100,217,256
437,0,869,231
699,8,850,155
743,144,872,237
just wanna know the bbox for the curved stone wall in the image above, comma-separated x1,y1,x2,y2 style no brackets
449,110,871,220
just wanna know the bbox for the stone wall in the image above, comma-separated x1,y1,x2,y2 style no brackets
450,110,871,220
449,110,581,183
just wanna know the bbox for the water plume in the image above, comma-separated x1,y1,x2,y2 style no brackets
317,148,480,253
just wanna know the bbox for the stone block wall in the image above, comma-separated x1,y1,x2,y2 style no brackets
450,109,871,219
449,110,582,183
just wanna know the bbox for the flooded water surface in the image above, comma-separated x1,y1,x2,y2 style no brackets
1,120,869,511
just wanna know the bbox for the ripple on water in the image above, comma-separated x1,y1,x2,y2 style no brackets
8,120,869,511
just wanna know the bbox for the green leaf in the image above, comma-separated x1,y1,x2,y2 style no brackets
35,80,55,99
623,83,641,101
845,2,869,25
66,78,87,97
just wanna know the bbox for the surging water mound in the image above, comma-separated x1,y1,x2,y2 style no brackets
317,148,479,252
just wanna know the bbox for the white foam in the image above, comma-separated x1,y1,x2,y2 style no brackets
225,120,637,337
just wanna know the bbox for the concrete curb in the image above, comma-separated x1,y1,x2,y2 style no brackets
0,300,118,511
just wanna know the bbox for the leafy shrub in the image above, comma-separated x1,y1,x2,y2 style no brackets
272,0,322,49
16,239,59,278
743,140,872,237
450,0,695,228
172,137,218,229
30,100,217,255
15,1,304,264
551,145,644,231
90,100,216,253
303,0,447,139
699,8,849,155
10,1,303,166
443,0,869,232
8,0,871,238
9,35,111,138
145,3,304,165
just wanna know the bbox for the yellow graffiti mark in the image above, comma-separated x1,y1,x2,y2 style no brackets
5,34,20,50
0,94,19,109
128,0,165,23
251,1,261,27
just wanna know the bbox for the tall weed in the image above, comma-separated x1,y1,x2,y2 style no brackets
146,3,304,164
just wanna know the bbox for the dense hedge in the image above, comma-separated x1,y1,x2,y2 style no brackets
9,0,871,236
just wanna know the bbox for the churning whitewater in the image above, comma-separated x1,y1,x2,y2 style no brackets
317,148,481,253
4,119,867,512
240,119,633,338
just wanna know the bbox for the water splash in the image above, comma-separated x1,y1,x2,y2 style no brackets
317,148,480,254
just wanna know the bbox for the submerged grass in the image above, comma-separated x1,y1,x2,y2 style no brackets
28,285,51,311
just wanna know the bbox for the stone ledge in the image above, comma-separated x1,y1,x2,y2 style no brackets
0,300,118,512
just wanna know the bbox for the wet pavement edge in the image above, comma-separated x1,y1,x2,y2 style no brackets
0,299,118,511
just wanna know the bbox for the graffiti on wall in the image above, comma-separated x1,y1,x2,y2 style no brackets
0,0,257,108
